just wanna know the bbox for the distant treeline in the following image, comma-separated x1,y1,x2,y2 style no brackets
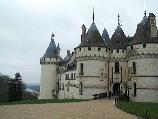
0,73,27,102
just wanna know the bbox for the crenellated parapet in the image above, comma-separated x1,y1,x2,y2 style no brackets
76,55,108,61
127,52,158,60
40,57,59,65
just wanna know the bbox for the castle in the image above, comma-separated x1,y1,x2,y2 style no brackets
39,11,158,102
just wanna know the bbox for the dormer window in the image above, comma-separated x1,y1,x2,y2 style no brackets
88,47,91,51
143,44,146,48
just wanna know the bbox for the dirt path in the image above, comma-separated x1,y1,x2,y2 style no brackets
0,100,137,119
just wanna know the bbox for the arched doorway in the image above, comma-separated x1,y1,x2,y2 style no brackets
113,83,120,96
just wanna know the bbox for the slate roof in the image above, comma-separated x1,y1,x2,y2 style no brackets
129,13,158,45
63,50,72,62
102,28,110,44
43,39,58,58
77,22,107,48
110,26,127,49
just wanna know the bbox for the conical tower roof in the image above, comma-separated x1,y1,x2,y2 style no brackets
102,28,110,43
110,25,127,49
110,14,127,49
43,33,58,58
76,10,106,48
129,12,158,45
78,22,106,47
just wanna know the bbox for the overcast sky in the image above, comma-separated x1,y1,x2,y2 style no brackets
0,0,158,83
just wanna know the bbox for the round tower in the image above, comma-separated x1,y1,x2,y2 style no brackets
74,11,109,99
39,33,61,99
127,12,158,102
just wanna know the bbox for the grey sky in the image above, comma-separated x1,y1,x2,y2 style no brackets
0,0,157,83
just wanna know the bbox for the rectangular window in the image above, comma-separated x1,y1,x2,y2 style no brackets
74,73,76,79
117,49,119,53
80,63,83,74
98,47,101,51
79,82,83,95
134,83,136,96
67,83,69,91
131,46,133,50
62,83,64,90
115,62,119,73
71,73,73,79
133,62,136,74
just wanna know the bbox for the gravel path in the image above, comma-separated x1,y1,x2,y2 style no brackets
0,100,137,119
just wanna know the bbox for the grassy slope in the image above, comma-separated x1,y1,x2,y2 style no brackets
0,99,85,106
118,101,158,119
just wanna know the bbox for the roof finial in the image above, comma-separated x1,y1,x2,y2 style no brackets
144,10,146,16
51,33,55,41
93,7,94,22
118,13,120,26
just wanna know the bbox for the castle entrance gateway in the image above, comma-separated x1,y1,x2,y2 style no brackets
113,83,120,96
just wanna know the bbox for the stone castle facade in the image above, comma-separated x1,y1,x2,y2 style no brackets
39,12,158,102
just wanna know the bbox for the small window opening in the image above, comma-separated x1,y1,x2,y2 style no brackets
98,47,101,51
143,44,146,48
88,47,91,51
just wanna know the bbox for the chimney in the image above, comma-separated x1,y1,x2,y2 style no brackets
148,13,157,37
67,50,71,56
81,24,86,42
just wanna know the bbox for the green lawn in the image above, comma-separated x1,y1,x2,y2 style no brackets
0,99,85,106
117,101,158,119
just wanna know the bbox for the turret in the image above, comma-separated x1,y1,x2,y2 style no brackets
81,24,86,42
39,33,60,99
57,43,61,57
148,13,157,37
102,28,110,44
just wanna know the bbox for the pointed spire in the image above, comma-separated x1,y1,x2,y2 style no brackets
102,28,110,42
118,14,121,26
92,7,94,23
141,11,148,24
